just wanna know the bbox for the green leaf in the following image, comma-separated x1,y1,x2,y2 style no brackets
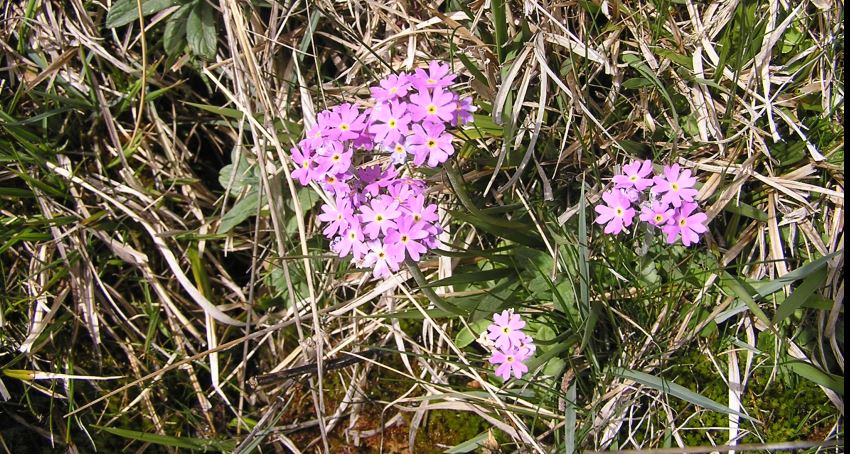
773,267,826,324
454,319,491,348
444,432,489,453
163,3,192,56
785,361,844,395
187,0,217,60
91,425,236,451
612,368,756,421
621,77,654,89
217,191,259,234
106,0,176,28
754,251,840,299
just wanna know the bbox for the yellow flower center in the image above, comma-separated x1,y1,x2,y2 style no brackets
679,218,687,227
671,183,680,191
630,175,638,181
339,123,350,131
332,154,341,161
655,214,663,223
375,215,384,222
413,214,421,221
389,87,398,94
427,78,437,85
426,104,437,114
401,235,409,243
395,145,404,153
506,355,515,363
615,207,624,216
388,119,397,128
378,252,385,259
502,327,510,334
427,139,437,148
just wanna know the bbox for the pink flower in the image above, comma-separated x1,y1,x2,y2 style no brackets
613,160,654,191
489,347,530,380
290,146,329,185
317,196,353,238
487,310,527,351
369,101,411,146
409,123,454,167
662,202,708,246
451,95,476,126
370,74,411,102
594,190,636,235
333,221,368,260
639,202,675,227
324,103,365,141
410,60,456,91
316,141,353,174
409,87,455,124
363,240,402,279
386,217,429,261
359,196,401,239
389,139,410,164
653,164,698,208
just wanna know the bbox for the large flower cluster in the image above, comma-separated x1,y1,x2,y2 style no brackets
291,61,475,278
594,161,708,246
486,310,535,380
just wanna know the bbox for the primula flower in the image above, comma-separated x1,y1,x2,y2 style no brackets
359,197,401,239
613,160,654,191
662,202,708,246
386,217,429,261
363,240,402,278
316,141,353,175
451,95,476,126
411,60,456,91
653,164,699,208
639,202,675,227
404,195,439,224
409,87,456,124
370,73,411,102
317,196,354,238
594,190,636,235
487,310,527,351
290,146,329,185
409,123,454,167
489,347,530,380
370,101,411,146
324,103,365,141
333,221,368,260
390,140,410,164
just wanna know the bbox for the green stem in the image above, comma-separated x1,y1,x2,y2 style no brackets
404,258,466,316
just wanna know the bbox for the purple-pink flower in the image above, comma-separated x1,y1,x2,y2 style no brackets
359,197,401,239
613,160,654,191
362,240,402,279
409,87,456,125
653,164,699,208
370,73,411,102
369,100,411,146
489,348,530,380
594,189,636,235
386,217,429,261
410,60,456,91
662,202,708,246
639,202,675,227
485,310,535,381
409,123,454,167
487,310,527,351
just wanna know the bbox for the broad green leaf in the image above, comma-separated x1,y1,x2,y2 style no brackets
773,267,826,324
187,0,217,60
92,425,236,451
163,4,192,55
217,191,259,234
106,0,176,28
723,201,768,221
454,318,491,348
785,361,844,395
612,368,756,421
621,77,654,89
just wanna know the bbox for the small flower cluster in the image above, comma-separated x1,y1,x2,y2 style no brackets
486,310,535,381
594,161,708,246
291,61,475,278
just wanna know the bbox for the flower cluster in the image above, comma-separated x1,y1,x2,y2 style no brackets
291,61,475,278
486,310,535,381
594,161,708,246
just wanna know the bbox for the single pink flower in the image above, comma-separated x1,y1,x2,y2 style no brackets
410,60,456,91
409,87,455,124
594,190,636,235
363,240,402,278
333,221,368,260
662,202,708,246
409,123,454,167
639,202,675,227
653,164,699,207
359,196,401,239
487,310,527,351
324,103,366,141
370,73,411,102
613,160,654,191
386,217,429,261
489,347,530,380
317,196,353,238
451,95,476,126
369,101,411,146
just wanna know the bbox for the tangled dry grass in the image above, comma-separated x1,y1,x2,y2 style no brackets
0,0,843,452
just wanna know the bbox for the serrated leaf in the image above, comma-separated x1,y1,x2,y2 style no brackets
187,0,217,60
454,319,491,348
612,368,756,421
217,191,259,234
106,0,176,28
